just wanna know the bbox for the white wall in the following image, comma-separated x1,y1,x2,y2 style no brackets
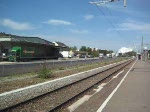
60,51,69,58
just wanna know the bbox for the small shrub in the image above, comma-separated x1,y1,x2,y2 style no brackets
38,61,52,79
59,67,65,70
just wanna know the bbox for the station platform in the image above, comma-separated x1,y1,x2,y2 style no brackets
70,60,150,112
102,60,150,112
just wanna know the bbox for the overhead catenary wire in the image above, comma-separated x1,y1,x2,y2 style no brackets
91,0,122,40
103,3,140,52
103,4,122,37
90,0,134,48
103,0,140,45
93,0,141,52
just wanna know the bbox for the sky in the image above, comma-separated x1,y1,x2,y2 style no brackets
0,0,150,51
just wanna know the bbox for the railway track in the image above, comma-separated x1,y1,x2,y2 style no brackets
0,59,135,112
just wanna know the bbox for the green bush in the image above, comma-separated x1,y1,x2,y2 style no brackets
38,61,52,79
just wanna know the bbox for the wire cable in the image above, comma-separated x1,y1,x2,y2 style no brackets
90,0,133,47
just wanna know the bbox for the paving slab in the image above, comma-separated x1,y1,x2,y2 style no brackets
102,60,150,112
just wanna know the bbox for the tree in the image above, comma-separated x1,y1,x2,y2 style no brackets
126,51,136,57
70,46,77,51
80,46,87,52
99,50,107,56
91,48,99,57
106,50,113,54
87,47,92,55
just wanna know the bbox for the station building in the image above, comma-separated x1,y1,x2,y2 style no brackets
0,33,67,60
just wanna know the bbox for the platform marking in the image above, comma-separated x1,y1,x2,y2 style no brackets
68,85,103,112
113,70,124,79
94,86,103,93
99,83,107,87
96,60,137,112
67,69,125,112
68,95,92,112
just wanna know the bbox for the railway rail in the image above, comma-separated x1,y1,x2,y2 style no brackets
0,58,135,112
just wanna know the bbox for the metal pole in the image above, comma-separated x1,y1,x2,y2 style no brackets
124,0,127,7
141,36,143,54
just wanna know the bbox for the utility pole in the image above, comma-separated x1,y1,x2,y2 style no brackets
141,36,148,61
141,36,143,54
140,36,144,61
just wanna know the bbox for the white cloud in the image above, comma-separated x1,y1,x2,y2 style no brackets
45,19,73,25
84,14,94,20
0,19,34,30
117,19,150,32
70,29,89,34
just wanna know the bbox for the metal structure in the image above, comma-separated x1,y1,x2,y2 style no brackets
124,0,126,7
140,36,150,61
141,36,144,54
89,0,127,7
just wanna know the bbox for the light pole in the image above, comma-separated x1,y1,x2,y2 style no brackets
144,44,150,61
141,36,143,54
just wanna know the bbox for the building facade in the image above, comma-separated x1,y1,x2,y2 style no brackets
0,33,62,61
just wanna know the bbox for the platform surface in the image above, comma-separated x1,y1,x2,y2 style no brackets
103,60,150,112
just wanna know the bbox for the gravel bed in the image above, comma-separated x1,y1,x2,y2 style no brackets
0,59,126,93
0,59,131,110
4,60,132,112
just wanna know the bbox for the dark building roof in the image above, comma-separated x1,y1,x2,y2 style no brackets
53,42,70,51
0,33,54,46
60,47,70,51
55,42,68,48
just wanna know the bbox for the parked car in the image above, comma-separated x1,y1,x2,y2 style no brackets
106,54,112,58
99,53,104,58
1,53,9,61
87,55,94,58
79,55,87,58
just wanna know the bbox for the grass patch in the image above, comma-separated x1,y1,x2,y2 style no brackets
0,58,129,82
37,61,53,79
0,58,130,93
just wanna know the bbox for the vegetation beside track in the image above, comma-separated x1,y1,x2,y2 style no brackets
0,58,130,93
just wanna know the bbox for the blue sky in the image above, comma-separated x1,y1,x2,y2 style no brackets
0,0,150,51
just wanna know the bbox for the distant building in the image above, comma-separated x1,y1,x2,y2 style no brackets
0,33,65,61
53,42,71,58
